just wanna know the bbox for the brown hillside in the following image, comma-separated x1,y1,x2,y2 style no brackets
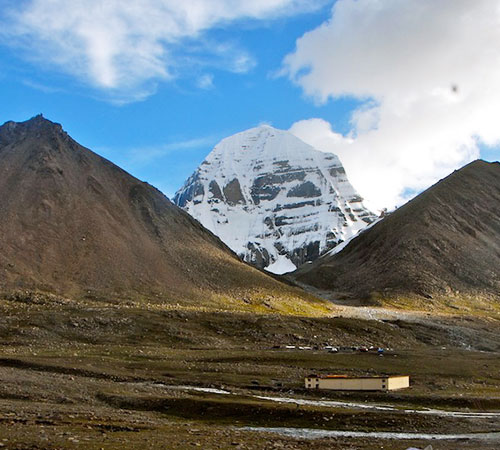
0,115,327,314
293,160,500,304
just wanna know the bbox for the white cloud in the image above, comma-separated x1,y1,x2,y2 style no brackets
285,0,500,210
1,0,325,101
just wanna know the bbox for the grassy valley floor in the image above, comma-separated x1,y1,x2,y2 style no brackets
0,297,499,449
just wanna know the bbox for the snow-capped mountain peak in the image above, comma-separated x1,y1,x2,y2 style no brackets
174,125,375,274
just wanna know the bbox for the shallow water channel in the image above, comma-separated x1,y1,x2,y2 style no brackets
254,394,500,419
239,427,500,442
140,384,500,443
152,383,500,419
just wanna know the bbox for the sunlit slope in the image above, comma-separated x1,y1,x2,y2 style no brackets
294,160,500,310
0,116,330,315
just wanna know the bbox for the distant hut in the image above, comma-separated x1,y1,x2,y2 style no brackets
305,374,409,391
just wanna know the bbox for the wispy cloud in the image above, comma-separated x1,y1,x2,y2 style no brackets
196,73,215,90
127,135,219,166
0,0,326,102
22,79,64,94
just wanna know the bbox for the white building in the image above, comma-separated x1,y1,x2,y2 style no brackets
305,374,410,391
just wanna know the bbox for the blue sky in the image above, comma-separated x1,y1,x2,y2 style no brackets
0,0,499,209
0,1,351,197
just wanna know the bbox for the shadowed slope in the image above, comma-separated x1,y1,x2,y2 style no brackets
293,160,500,306
0,116,327,314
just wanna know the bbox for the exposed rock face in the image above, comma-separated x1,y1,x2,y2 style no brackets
174,125,375,274
293,160,500,304
0,115,323,312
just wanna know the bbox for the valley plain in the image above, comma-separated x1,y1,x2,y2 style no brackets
0,295,498,449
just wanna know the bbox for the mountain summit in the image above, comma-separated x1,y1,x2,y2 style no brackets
293,160,500,306
0,116,327,313
174,125,375,274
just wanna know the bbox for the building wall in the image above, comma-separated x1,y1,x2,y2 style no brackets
305,377,319,389
305,376,410,391
319,377,385,390
387,376,410,390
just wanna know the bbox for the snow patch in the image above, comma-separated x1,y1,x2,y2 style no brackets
265,255,297,275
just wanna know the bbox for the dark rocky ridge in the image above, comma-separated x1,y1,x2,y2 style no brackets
0,115,322,311
292,160,500,304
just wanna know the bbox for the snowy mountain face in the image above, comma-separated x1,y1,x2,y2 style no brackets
174,126,375,274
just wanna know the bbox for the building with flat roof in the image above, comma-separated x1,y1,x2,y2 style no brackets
305,374,409,391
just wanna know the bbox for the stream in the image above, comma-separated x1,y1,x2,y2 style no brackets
255,394,500,418
143,383,500,419
240,427,500,442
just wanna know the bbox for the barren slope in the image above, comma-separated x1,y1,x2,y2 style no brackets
293,160,500,306
0,115,327,314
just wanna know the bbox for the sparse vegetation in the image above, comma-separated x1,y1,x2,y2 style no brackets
0,296,499,449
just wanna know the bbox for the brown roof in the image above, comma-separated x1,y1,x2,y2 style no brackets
307,374,409,379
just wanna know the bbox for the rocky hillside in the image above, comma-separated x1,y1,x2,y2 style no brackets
174,125,375,274
293,160,500,305
0,115,329,314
